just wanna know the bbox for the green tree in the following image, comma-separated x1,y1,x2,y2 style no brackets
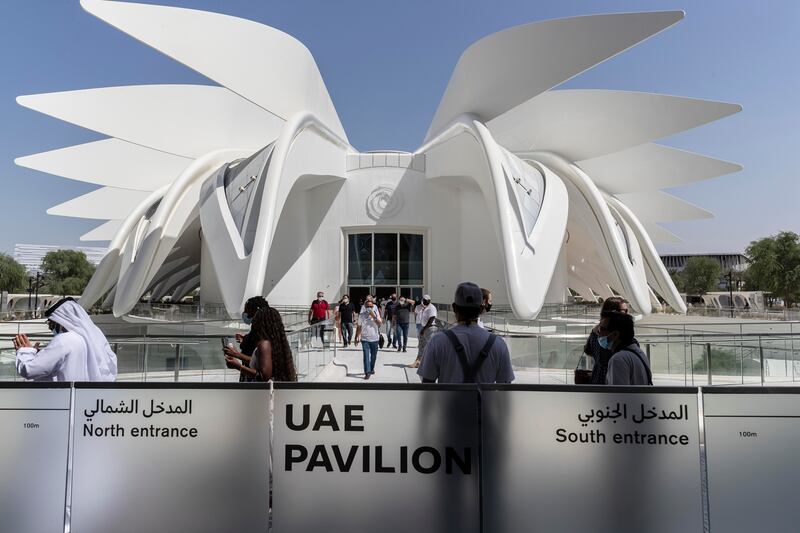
0,253,28,292
681,256,722,295
669,269,685,293
40,250,95,296
744,231,800,306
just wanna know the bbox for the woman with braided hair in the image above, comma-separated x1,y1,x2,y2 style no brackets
224,306,297,382
224,296,270,381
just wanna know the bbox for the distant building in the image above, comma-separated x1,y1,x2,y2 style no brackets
660,253,749,273
14,244,107,273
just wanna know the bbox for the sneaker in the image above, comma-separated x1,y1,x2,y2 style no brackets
397,346,402,352
402,347,407,352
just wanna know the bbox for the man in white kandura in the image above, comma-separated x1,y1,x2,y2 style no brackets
13,297,118,382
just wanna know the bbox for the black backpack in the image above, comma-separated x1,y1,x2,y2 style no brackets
443,330,497,383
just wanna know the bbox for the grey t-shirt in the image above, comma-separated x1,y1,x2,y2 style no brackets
606,344,652,386
417,324,515,384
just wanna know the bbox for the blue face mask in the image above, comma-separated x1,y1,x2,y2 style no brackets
598,335,611,350
242,312,252,325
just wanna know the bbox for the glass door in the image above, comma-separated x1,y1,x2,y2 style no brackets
346,231,424,303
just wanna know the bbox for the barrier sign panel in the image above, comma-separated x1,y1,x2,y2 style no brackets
482,386,703,533
704,388,800,532
70,384,271,533
272,384,480,533
0,384,71,533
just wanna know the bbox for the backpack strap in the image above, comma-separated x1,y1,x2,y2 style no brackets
630,348,653,386
443,330,473,383
472,334,497,380
443,330,497,383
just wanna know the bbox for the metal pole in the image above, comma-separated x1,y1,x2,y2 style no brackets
173,344,182,382
33,272,40,318
728,270,734,319
26,276,33,315
759,337,765,386
705,342,712,386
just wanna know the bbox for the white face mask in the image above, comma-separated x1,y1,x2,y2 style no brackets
399,299,406,304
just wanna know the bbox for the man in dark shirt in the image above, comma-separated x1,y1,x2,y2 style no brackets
383,293,398,349
337,296,356,347
393,296,413,352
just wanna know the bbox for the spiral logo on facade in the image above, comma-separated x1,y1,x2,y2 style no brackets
366,185,403,221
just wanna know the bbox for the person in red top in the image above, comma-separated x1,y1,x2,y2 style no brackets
308,291,331,344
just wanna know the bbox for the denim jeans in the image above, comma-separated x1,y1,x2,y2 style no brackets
416,324,422,337
395,322,409,349
341,322,353,345
361,340,379,374
310,317,325,343
386,321,394,346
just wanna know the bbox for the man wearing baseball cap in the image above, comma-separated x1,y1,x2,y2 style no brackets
418,282,514,384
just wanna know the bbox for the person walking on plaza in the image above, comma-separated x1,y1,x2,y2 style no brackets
600,311,652,386
383,293,398,349
307,290,330,344
583,296,630,384
408,294,438,368
13,297,117,382
336,295,356,348
394,295,413,352
354,296,383,379
418,282,514,384
225,306,297,382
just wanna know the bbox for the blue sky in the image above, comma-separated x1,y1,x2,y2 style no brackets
0,0,796,255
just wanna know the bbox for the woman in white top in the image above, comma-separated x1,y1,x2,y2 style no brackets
354,297,383,379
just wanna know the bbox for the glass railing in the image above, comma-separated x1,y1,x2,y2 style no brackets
0,320,337,383
491,330,800,387
433,309,800,386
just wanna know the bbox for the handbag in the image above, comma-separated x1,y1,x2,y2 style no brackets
574,353,593,385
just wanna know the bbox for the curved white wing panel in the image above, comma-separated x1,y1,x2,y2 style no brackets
81,220,122,242
170,275,201,303
16,139,192,191
150,264,199,302
495,90,741,161
79,187,168,309
200,113,348,316
644,222,682,244
48,187,152,220
80,0,346,140
529,151,652,314
616,190,713,222
499,147,545,245
576,143,742,194
17,85,283,158
424,118,569,319
607,196,687,313
425,11,683,141
112,149,252,316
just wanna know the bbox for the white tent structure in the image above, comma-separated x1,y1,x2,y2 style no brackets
16,1,741,319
